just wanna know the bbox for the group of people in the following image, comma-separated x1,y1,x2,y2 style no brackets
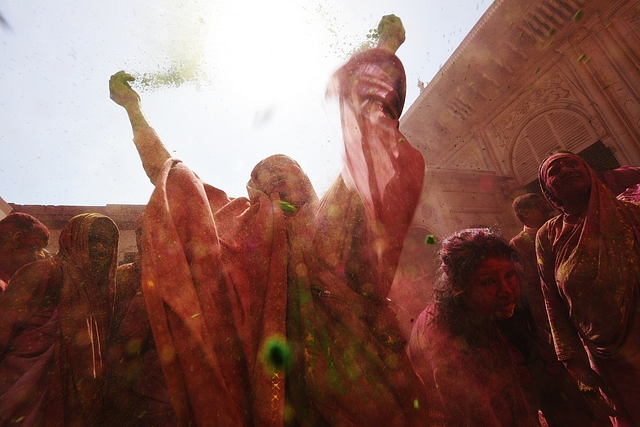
407,154,640,427
1,13,640,427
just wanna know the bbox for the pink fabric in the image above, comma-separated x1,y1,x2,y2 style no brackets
537,154,640,426
138,46,428,427
596,166,640,197
0,213,119,427
617,183,640,202
0,260,61,427
105,261,176,427
408,305,539,427
510,227,604,427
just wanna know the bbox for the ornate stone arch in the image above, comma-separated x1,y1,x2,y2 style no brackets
508,105,601,185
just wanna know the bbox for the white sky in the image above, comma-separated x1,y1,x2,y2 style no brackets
0,0,491,205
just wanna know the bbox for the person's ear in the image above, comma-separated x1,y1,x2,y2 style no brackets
9,231,25,249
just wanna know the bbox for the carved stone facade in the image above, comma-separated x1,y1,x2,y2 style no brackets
392,0,640,336
402,0,640,233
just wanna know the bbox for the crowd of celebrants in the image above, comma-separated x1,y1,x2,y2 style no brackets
3,14,640,427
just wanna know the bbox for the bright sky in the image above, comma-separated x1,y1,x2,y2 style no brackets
0,0,491,205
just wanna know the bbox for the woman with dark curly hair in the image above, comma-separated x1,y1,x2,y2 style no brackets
408,228,541,427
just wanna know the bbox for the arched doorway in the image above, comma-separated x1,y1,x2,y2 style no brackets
511,108,600,188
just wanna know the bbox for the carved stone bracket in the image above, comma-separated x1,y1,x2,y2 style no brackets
495,73,573,141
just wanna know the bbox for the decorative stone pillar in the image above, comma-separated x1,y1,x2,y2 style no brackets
557,45,640,164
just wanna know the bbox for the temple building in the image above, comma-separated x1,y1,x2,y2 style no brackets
391,0,640,335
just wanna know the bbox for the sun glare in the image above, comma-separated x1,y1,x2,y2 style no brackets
204,0,350,107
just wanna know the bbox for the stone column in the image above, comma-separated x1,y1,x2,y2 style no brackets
556,45,640,164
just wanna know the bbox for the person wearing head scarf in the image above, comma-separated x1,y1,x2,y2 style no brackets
0,213,118,427
109,14,429,427
510,194,607,427
104,213,176,427
537,151,640,426
0,212,50,292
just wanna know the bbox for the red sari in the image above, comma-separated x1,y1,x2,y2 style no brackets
0,213,118,427
537,154,640,426
138,46,428,427
0,260,60,427
408,304,540,427
105,258,176,427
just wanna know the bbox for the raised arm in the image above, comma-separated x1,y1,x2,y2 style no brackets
321,16,424,301
109,71,171,185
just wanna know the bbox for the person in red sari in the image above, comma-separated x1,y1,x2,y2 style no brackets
510,195,607,426
537,152,640,427
0,213,49,292
408,228,540,427
104,214,176,427
109,14,430,427
0,213,118,427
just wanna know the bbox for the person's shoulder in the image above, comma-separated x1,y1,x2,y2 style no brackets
1,258,59,298
409,303,439,358
536,216,561,247
12,258,57,281
116,261,139,278
411,303,451,345
509,231,525,246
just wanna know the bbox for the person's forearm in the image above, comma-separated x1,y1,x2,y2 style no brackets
124,100,150,134
123,101,171,185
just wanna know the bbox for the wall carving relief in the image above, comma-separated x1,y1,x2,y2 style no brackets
493,73,573,143
578,33,640,140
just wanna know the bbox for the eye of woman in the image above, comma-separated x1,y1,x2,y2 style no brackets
563,158,579,168
480,277,495,286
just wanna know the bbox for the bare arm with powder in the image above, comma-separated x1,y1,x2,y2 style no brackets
109,71,171,185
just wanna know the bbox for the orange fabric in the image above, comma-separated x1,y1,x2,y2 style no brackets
139,46,428,427
0,213,119,427
538,154,640,425
409,305,540,427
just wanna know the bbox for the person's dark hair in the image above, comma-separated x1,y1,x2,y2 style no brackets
432,228,537,361
435,228,516,301
512,193,546,223
0,212,50,247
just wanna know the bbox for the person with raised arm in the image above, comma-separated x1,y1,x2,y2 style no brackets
110,14,432,427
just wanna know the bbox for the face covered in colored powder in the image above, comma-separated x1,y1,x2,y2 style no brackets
250,155,315,208
8,233,48,274
88,218,118,282
462,256,521,321
540,153,592,213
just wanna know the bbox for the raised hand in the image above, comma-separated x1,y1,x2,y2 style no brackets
109,71,140,109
